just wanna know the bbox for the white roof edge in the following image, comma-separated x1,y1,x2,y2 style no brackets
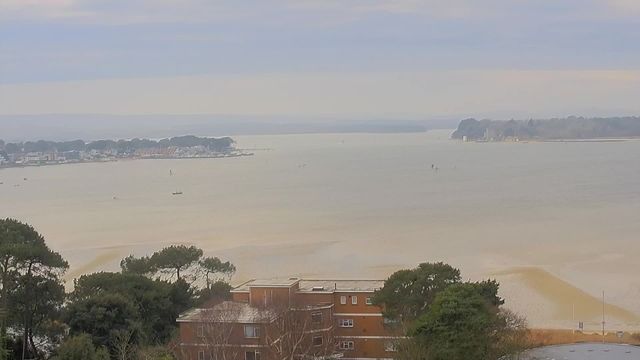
232,279,255,291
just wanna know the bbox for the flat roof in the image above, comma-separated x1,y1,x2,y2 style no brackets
521,343,640,359
232,278,384,293
178,301,275,324
231,278,300,292
298,279,384,293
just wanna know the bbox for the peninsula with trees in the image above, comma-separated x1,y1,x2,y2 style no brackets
451,116,640,142
0,135,251,168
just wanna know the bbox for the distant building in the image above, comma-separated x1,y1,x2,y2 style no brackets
135,147,178,157
25,153,44,163
44,152,56,162
178,278,393,360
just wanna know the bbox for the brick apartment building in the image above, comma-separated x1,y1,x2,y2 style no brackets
178,278,397,360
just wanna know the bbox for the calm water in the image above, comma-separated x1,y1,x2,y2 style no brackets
2,130,640,328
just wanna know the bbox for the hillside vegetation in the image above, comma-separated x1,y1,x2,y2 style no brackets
451,116,640,140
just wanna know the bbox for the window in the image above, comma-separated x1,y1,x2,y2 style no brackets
340,296,347,305
197,324,204,337
351,296,357,305
338,318,354,327
366,296,373,305
246,351,261,360
313,335,323,347
198,350,205,360
339,341,355,350
312,312,322,324
385,341,399,352
245,325,260,338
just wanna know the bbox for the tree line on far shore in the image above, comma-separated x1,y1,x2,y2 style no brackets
452,116,640,140
0,218,531,360
0,135,236,155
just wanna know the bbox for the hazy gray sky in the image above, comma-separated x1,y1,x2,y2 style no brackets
1,1,639,117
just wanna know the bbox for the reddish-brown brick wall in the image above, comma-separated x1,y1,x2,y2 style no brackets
180,286,390,360
233,292,250,302
293,292,333,304
180,321,271,360
339,338,389,359
334,292,380,314
335,315,386,337
250,287,291,308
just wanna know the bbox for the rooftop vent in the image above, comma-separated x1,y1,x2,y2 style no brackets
312,286,325,291
289,277,298,280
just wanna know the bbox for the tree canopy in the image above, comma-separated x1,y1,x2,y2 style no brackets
199,257,236,289
0,218,68,360
2,136,236,154
52,334,110,360
413,283,499,360
64,293,140,350
149,245,204,281
1,218,236,359
372,262,461,320
119,255,154,276
374,263,527,360
451,116,640,140
70,272,190,344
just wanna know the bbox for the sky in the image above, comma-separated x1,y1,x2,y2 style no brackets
1,0,640,117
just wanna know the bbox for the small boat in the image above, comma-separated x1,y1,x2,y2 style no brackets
23,178,28,180
172,191,183,195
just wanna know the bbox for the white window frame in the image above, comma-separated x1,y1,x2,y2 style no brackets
313,335,323,347
366,296,373,305
245,351,261,360
351,296,357,305
312,311,322,324
197,324,204,337
198,350,205,360
340,296,347,305
244,325,260,339
338,318,354,328
339,341,355,350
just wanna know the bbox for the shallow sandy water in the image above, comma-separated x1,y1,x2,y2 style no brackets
2,131,639,328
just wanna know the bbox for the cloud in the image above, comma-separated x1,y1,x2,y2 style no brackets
0,0,91,19
0,0,255,25
2,0,638,26
167,34,241,43
609,0,640,15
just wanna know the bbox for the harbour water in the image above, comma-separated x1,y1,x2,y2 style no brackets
1,130,639,329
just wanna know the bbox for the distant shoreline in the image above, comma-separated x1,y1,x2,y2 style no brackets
0,153,254,171
452,116,640,142
461,137,639,144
